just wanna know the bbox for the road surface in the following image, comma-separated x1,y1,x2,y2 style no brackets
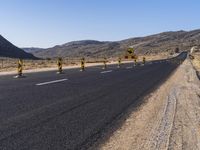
0,53,187,150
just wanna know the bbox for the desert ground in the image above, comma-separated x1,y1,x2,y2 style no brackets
2,52,198,150
0,52,173,74
87,53,200,150
192,52,200,72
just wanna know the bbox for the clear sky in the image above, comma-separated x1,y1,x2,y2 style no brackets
1,0,200,48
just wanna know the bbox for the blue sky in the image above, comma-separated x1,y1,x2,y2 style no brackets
1,0,200,48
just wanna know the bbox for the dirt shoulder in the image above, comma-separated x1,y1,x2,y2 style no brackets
191,52,200,73
96,58,200,150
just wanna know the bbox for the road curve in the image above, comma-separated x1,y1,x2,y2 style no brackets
0,53,187,150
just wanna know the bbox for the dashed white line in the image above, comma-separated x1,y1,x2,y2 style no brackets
36,78,68,86
126,66,132,69
101,70,113,74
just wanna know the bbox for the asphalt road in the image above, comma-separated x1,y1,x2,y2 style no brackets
0,53,187,150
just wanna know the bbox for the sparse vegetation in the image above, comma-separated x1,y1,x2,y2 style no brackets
175,47,179,53
0,53,171,73
31,29,200,59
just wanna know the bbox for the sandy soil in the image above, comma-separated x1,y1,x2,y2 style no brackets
0,53,175,75
192,52,200,72
139,52,176,61
0,61,135,76
98,58,200,150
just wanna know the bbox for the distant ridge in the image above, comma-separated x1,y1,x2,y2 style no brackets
14,29,200,58
29,29,200,58
0,35,38,59
22,47,44,53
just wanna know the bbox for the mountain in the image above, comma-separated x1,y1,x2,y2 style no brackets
119,30,200,54
32,40,122,58
0,35,38,59
22,47,44,53
23,29,200,58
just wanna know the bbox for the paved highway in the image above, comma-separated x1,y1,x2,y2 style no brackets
0,53,187,150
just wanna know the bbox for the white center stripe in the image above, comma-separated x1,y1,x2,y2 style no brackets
126,66,132,69
36,79,68,86
101,70,113,74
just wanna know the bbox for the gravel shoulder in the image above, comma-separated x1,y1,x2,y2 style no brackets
97,58,200,150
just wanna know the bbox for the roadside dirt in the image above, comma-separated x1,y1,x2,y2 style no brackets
0,53,174,75
192,52,200,73
97,58,200,150
0,61,134,76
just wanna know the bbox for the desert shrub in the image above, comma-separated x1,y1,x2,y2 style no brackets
175,47,179,53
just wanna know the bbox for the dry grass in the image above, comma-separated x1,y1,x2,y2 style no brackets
0,53,172,73
0,58,82,72
138,52,172,61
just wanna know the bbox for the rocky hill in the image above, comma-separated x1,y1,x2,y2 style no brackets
0,35,37,59
119,30,200,54
17,29,200,58
32,40,122,58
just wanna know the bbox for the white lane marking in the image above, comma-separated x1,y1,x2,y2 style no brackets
101,70,113,74
126,66,132,69
36,78,68,86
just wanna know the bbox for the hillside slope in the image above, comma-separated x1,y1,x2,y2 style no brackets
29,29,200,58
0,35,37,59
32,40,122,58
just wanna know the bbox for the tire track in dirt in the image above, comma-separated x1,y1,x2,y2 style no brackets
141,87,177,150
99,59,200,150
